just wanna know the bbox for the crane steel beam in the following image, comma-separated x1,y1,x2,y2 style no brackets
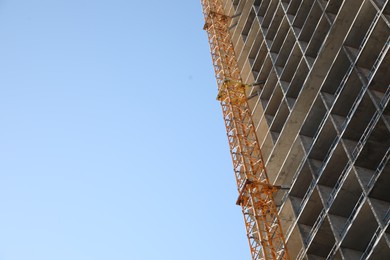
201,0,289,259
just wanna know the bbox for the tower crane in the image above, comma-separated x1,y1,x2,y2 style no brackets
201,0,289,259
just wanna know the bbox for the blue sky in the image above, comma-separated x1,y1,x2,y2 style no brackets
0,1,248,259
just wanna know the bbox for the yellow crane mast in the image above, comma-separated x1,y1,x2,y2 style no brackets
201,0,289,259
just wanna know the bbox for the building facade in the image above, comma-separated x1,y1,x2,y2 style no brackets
220,0,390,259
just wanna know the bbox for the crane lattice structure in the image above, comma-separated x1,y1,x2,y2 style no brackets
201,0,289,259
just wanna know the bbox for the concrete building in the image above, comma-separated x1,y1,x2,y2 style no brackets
220,0,390,259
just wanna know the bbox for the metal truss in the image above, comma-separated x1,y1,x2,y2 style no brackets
201,0,289,259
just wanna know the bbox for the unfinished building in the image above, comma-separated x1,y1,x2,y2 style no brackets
217,0,390,259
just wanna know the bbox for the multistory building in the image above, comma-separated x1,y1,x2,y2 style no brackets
219,0,390,258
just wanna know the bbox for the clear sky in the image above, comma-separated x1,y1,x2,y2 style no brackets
0,1,249,259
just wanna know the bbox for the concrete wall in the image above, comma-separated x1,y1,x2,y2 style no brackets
220,0,390,259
